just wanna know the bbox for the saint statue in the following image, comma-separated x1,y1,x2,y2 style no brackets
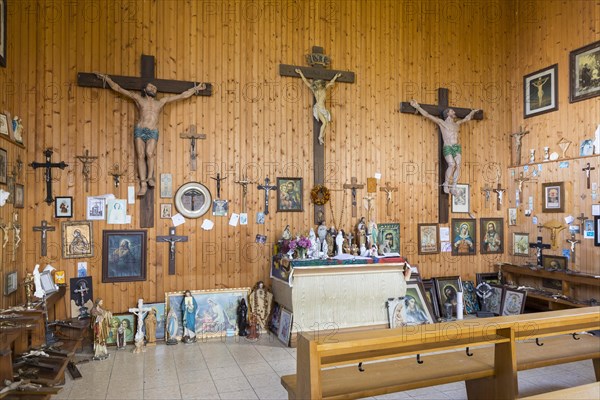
145,308,157,345
181,290,198,343
237,299,248,337
248,281,273,334
166,307,178,345
90,298,112,360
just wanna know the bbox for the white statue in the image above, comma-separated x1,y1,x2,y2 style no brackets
529,149,535,163
317,221,328,247
129,298,151,354
0,190,9,206
33,264,45,298
335,231,344,256
594,124,600,155
360,244,368,257
308,228,319,258
321,240,329,258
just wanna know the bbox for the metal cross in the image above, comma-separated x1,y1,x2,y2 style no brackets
157,227,189,275
514,172,530,194
108,163,127,188
75,149,98,193
343,177,365,217
210,173,227,199
481,184,492,208
33,220,55,257
582,163,596,189
179,125,206,171
257,177,277,215
234,176,253,213
30,149,69,205
379,182,398,216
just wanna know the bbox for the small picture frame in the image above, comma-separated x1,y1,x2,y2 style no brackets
542,182,565,213
541,254,568,271
160,204,172,219
160,173,173,198
0,147,6,184
14,183,24,208
276,177,303,212
508,208,517,226
512,232,530,256
417,223,439,254
432,276,463,318
86,196,106,220
569,40,600,103
4,271,17,295
487,285,505,315
476,272,502,286
450,218,476,256
55,196,73,218
501,288,527,316
451,184,469,213
523,64,558,118
378,222,401,254
40,270,58,295
212,199,229,216
0,114,8,136
277,308,293,346
579,139,594,157
480,218,504,254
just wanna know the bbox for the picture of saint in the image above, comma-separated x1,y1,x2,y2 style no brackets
402,295,430,325
277,178,303,212
63,222,94,259
482,220,503,254
69,229,90,255
546,187,560,207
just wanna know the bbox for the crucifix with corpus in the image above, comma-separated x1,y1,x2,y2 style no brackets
180,125,206,171
157,227,189,275
343,177,365,218
33,220,55,257
582,162,596,189
30,149,69,205
400,89,483,223
280,46,355,223
529,236,551,266
379,182,398,216
75,149,98,193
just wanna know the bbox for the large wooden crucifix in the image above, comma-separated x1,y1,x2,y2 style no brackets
280,46,355,223
30,149,69,205
157,227,188,275
77,54,212,229
400,88,483,223
179,125,206,171
32,220,55,257
379,182,398,216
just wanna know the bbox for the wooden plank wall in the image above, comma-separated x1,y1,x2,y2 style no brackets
0,0,597,315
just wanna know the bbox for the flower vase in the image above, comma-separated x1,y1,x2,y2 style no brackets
296,248,306,259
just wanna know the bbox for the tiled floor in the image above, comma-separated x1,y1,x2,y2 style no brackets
53,333,598,400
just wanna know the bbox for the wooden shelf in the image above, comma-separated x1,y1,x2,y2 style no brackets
508,153,599,169
501,264,600,287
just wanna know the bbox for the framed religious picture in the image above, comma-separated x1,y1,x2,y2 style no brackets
480,218,504,254
378,222,400,254
212,199,229,216
417,223,439,255
277,308,293,346
487,285,504,316
512,232,530,256
276,177,303,212
450,218,476,256
595,216,600,247
160,204,172,219
0,0,5,67
69,276,93,318
476,272,502,286
433,276,462,318
55,196,73,218
269,302,282,336
0,115,7,136
541,254,568,271
106,314,135,345
421,279,440,321
160,173,173,198
523,64,558,118
102,230,147,283
450,184,469,213
403,281,436,325
14,184,24,208
542,182,564,212
569,40,600,103
0,147,6,184
462,281,480,315
500,288,527,316
508,208,517,226
86,196,106,220
62,221,94,259
4,270,17,295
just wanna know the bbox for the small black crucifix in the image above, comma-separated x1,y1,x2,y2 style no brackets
379,182,398,216
529,236,551,266
180,125,206,171
582,163,596,189
30,149,68,205
280,46,355,223
33,220,55,257
157,227,189,275
343,177,365,218
75,149,98,193
493,183,506,211
400,88,484,223
77,54,213,229
257,177,277,215
210,173,227,199
108,163,127,188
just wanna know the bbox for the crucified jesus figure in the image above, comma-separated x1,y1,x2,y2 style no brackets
96,73,205,196
295,69,342,145
410,100,479,194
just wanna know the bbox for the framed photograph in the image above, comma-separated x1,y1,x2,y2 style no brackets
106,314,135,345
14,183,24,208
378,222,401,253
0,115,7,136
269,302,282,336
542,182,565,212
0,148,6,184
584,219,595,238
508,208,517,226
277,308,293,346
433,276,463,317
523,64,558,118
480,218,504,254
462,281,480,315
451,184,469,213
143,302,166,341
69,277,93,318
541,254,568,271
55,196,73,218
165,288,250,340
4,270,17,295
501,288,527,316
512,232,530,256
487,285,504,315
450,218,476,256
276,177,303,212
160,204,172,219
421,279,440,321
40,271,58,295
0,0,5,68
476,272,502,286
102,230,147,283
86,196,106,220
569,40,600,103
595,216,600,247
417,223,439,254
62,221,94,259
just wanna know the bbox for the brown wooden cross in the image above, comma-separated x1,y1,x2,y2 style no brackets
75,150,98,193
33,220,55,257
157,227,188,275
510,126,529,166
379,182,398,216
234,176,253,213
493,183,506,211
30,149,69,205
400,88,483,223
77,54,212,229
180,125,206,171
280,46,355,223
566,233,580,267
576,213,588,233
481,184,493,209
582,163,596,189
343,177,365,217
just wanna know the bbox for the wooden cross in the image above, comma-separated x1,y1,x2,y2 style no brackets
179,125,206,171
514,172,530,194
280,46,355,223
257,177,277,215
529,236,551,266
210,173,227,199
400,88,484,223
566,233,581,267
32,220,55,257
234,176,253,213
108,163,127,188
481,184,492,208
78,54,213,229
363,194,375,222
540,220,566,249
510,126,529,166
582,163,595,189
493,183,506,211
0,221,8,248
75,150,98,193
30,148,69,205
379,182,398,216
343,177,365,217
576,213,588,233
157,227,189,275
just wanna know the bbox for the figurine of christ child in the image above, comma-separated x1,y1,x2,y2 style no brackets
96,73,205,196
409,100,480,194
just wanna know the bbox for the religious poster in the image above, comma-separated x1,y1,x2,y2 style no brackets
378,223,400,254
106,314,135,345
480,218,504,255
107,199,127,224
70,276,93,318
86,197,106,220
160,173,173,198
450,219,476,256
276,177,303,212
102,230,147,283
417,223,439,255
584,219,595,238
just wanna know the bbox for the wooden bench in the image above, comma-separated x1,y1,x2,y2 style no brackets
520,381,600,399
281,307,600,399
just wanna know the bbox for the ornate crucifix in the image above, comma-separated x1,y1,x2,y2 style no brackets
30,149,68,205
280,46,355,223
400,88,484,223
211,173,227,199
582,163,596,189
12,213,20,262
343,177,365,217
566,233,581,267
128,299,152,351
234,176,253,213
33,220,55,257
157,227,189,275
379,182,397,216
481,184,492,209
493,183,506,211
510,126,529,166
576,213,588,234
75,150,98,193
180,125,206,171
529,236,551,266
540,220,566,249
108,163,127,188
257,177,277,215
514,172,530,194
0,221,8,248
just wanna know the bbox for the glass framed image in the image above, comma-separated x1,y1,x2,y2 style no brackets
40,271,58,295
462,281,480,315
269,302,282,336
106,314,135,345
476,272,502,286
501,288,527,316
451,184,469,213
378,222,400,253
569,40,600,103
450,218,476,256
487,285,504,315
276,177,303,212
55,196,73,218
212,199,229,216
277,308,293,346
102,230,147,283
421,279,440,321
174,182,212,219
433,276,463,318
417,223,439,254
523,64,558,118
595,216,600,247
62,221,94,259
0,115,7,136
580,139,594,156
541,254,568,272
0,147,6,184
14,183,24,208
542,182,565,212
86,196,106,220
4,270,17,295
508,208,517,226
480,218,504,254
512,232,530,256
160,203,172,219
160,173,173,198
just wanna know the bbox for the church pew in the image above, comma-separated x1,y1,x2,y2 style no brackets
519,381,600,399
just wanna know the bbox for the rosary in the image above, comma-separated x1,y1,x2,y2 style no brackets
329,191,347,229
